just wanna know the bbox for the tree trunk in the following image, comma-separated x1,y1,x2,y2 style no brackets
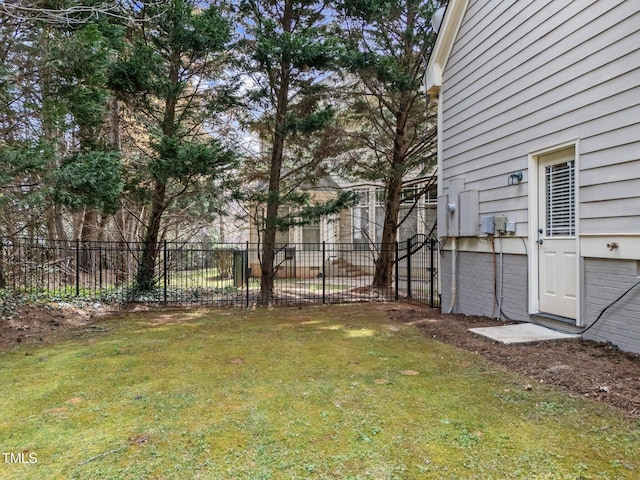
113,210,126,286
136,181,166,291
79,208,98,273
54,206,68,244
259,1,293,305
372,174,402,288
72,211,83,242
372,101,409,289
260,126,286,304
136,47,178,292
108,96,121,151
45,204,68,257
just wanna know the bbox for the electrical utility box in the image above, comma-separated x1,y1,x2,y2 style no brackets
438,178,467,238
437,194,450,238
480,215,495,235
459,190,479,236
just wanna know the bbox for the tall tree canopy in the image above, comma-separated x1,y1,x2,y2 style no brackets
337,0,439,288
0,6,124,240
109,0,238,290
0,0,441,302
237,0,354,303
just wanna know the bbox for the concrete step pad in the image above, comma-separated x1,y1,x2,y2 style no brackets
468,323,581,345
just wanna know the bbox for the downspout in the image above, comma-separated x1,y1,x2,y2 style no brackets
447,236,458,314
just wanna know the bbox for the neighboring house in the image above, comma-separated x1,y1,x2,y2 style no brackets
346,178,438,249
247,175,437,278
426,0,640,352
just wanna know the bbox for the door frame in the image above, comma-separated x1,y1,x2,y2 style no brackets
528,141,582,325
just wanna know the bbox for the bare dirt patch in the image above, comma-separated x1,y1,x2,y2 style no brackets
1,303,105,349
0,302,189,350
0,302,223,350
2,301,639,417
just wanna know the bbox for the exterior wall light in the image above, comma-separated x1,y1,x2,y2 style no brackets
508,171,523,186
431,6,446,33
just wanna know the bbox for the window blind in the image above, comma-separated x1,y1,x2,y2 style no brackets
545,160,575,237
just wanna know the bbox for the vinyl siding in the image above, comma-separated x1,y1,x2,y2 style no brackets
439,250,530,322
440,0,640,234
439,245,640,354
583,258,640,354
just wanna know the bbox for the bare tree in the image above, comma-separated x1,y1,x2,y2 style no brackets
0,1,166,25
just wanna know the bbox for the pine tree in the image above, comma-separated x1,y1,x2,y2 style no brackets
338,0,439,288
109,0,237,292
0,6,124,241
237,0,354,303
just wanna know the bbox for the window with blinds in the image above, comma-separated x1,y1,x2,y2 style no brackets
545,160,575,237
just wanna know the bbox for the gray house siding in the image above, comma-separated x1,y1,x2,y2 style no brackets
434,0,640,353
583,259,640,352
440,250,529,322
441,0,640,233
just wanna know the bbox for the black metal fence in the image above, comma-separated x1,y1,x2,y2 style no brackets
0,237,439,308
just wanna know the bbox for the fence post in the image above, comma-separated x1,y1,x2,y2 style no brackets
245,241,250,308
75,239,80,297
394,241,399,301
430,239,435,308
322,241,326,304
0,240,4,289
406,237,412,299
163,240,168,302
99,245,103,291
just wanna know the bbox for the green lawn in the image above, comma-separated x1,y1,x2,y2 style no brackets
0,305,638,479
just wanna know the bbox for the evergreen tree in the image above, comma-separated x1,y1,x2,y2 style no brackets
108,0,237,291
0,6,54,239
337,0,439,288
50,21,125,245
237,0,354,303
0,5,124,241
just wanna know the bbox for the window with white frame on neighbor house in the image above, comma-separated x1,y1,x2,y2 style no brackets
423,183,437,237
375,188,385,244
301,221,321,250
399,187,419,243
275,206,290,247
352,189,370,250
351,183,436,246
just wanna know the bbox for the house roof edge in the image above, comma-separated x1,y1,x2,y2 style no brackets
425,0,469,97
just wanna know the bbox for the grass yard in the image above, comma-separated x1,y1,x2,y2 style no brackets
0,304,638,479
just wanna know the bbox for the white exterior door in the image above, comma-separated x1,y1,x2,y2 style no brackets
537,149,577,319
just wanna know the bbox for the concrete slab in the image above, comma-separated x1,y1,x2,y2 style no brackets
468,323,581,345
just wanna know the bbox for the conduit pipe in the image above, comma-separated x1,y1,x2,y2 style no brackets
498,238,504,320
447,237,458,314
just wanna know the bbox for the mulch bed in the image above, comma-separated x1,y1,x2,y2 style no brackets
384,303,640,417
